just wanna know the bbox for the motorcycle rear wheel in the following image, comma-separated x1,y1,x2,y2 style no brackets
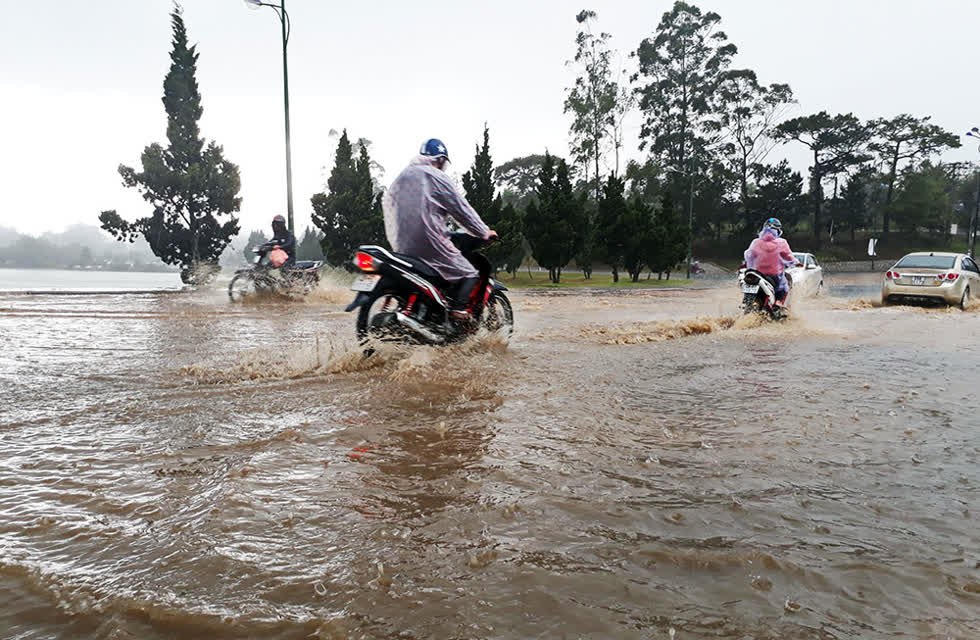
741,292,758,314
355,291,409,344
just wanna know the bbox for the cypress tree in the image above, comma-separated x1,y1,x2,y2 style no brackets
99,6,241,284
462,124,499,220
310,130,385,268
597,174,628,282
297,226,325,260
462,125,526,273
524,154,581,283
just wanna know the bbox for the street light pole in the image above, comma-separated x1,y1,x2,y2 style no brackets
245,0,294,232
664,160,697,280
972,168,979,259
686,156,694,279
964,129,980,256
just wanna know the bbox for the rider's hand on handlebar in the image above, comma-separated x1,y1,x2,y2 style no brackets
485,230,499,243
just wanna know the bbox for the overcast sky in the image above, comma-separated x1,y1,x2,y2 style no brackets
3,0,980,237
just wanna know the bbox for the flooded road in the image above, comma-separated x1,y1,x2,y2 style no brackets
1,273,978,639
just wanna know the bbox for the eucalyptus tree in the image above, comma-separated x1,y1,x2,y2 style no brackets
565,10,619,202
633,1,737,202
716,70,794,212
495,154,552,208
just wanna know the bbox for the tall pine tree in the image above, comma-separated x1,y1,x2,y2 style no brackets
99,6,241,284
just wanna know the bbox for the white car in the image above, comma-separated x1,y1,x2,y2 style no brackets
785,252,824,299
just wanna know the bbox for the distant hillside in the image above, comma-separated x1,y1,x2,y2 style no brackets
0,224,256,271
0,224,169,270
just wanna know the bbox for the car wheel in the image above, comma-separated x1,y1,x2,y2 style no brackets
881,294,892,306
960,286,971,311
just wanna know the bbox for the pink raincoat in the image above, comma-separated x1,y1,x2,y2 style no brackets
383,156,490,281
744,229,795,275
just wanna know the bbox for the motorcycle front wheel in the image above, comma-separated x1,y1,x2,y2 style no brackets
228,273,257,302
483,292,514,337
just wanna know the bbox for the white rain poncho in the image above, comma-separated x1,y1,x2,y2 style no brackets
382,155,490,282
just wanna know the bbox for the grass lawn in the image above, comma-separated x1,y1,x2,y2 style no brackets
496,271,693,288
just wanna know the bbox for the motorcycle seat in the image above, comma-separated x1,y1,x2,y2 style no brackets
391,253,444,282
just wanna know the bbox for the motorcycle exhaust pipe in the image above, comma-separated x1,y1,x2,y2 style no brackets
394,312,445,344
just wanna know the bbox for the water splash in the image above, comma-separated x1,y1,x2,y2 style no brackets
582,316,737,344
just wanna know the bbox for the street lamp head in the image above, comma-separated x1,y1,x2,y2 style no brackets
973,127,979,133
968,131,976,138
244,0,263,9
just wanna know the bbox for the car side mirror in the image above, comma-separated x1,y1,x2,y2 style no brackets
806,264,816,270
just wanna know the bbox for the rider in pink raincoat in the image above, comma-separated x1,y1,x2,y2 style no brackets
383,139,496,311
744,218,797,304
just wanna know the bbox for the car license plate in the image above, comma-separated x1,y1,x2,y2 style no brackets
912,276,925,286
351,274,380,292
742,284,760,294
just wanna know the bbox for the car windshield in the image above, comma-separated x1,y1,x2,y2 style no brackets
792,253,806,264
894,255,956,269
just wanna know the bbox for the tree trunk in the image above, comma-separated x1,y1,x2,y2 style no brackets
612,266,619,283
812,151,823,249
883,146,899,235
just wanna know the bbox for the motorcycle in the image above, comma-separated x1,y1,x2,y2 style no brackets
228,243,323,302
738,267,789,320
344,233,514,347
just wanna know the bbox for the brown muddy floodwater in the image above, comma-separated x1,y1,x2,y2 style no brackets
0,273,978,639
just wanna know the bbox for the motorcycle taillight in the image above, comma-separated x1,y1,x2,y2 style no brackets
354,252,376,272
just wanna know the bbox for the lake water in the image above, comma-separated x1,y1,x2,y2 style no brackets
0,268,183,293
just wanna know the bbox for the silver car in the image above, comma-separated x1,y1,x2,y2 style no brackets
881,252,979,309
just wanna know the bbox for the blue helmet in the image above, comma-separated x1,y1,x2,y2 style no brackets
763,217,783,236
420,138,449,161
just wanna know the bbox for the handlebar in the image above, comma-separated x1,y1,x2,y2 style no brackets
449,232,491,255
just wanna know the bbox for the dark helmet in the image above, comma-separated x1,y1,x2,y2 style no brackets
272,214,287,230
763,217,783,236
420,138,449,161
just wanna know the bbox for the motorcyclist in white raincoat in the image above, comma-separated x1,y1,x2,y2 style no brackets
382,139,497,314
